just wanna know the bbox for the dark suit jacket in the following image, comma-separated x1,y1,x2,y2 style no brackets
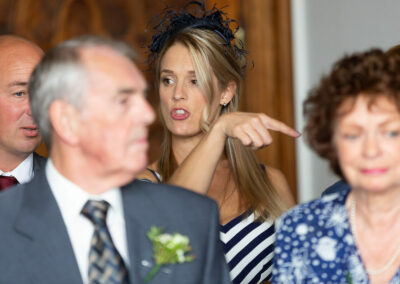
0,170,231,284
33,152,47,174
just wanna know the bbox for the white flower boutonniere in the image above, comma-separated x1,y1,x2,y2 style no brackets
145,226,194,283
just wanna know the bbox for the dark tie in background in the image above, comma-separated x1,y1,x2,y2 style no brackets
0,176,19,191
81,200,130,284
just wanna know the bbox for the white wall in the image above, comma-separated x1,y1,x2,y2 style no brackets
291,0,400,202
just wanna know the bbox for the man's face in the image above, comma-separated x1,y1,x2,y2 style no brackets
0,40,43,160
77,47,155,178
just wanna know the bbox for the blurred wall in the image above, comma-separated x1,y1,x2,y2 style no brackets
291,0,400,202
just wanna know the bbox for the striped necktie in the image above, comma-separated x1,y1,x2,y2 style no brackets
81,200,130,284
0,176,19,191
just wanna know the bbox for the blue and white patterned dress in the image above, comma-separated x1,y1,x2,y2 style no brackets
221,212,275,283
272,189,400,283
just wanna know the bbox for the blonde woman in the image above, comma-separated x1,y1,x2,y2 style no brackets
139,2,299,283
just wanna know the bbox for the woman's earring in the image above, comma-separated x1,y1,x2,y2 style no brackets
222,102,228,107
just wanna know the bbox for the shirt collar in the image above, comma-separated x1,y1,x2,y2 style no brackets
0,153,34,183
46,159,123,224
321,185,351,205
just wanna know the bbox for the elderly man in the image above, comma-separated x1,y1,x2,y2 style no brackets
0,36,230,284
0,36,46,191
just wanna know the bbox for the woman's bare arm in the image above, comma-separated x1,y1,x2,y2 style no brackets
168,112,300,195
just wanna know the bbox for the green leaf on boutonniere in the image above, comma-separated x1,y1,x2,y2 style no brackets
145,226,194,283
346,272,353,284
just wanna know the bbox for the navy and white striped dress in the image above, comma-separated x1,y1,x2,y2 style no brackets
220,212,275,283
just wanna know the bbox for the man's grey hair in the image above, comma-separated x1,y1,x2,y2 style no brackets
29,35,138,146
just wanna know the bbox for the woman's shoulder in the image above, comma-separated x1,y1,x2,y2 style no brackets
277,191,347,231
265,166,296,207
266,166,285,181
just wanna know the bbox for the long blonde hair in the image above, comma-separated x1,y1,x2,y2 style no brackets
155,29,286,220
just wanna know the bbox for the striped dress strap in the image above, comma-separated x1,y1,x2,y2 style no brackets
138,168,162,183
220,212,275,283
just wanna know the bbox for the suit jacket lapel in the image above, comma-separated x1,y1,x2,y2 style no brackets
15,171,83,284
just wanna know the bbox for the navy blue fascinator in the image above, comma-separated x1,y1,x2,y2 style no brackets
147,1,247,66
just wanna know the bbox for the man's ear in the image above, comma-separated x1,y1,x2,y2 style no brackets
48,101,81,145
220,81,237,106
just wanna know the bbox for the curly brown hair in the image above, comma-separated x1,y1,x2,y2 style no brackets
387,43,400,55
303,49,400,178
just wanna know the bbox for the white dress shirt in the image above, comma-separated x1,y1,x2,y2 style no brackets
0,153,34,183
46,160,130,284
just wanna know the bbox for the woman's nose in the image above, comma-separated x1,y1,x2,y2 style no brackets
173,82,187,101
362,134,381,158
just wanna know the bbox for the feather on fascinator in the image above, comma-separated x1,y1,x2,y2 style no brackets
147,1,247,67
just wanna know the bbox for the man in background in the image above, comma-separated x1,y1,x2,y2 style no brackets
0,36,230,284
0,35,46,191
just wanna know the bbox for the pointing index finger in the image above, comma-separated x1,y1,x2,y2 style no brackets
260,115,301,138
